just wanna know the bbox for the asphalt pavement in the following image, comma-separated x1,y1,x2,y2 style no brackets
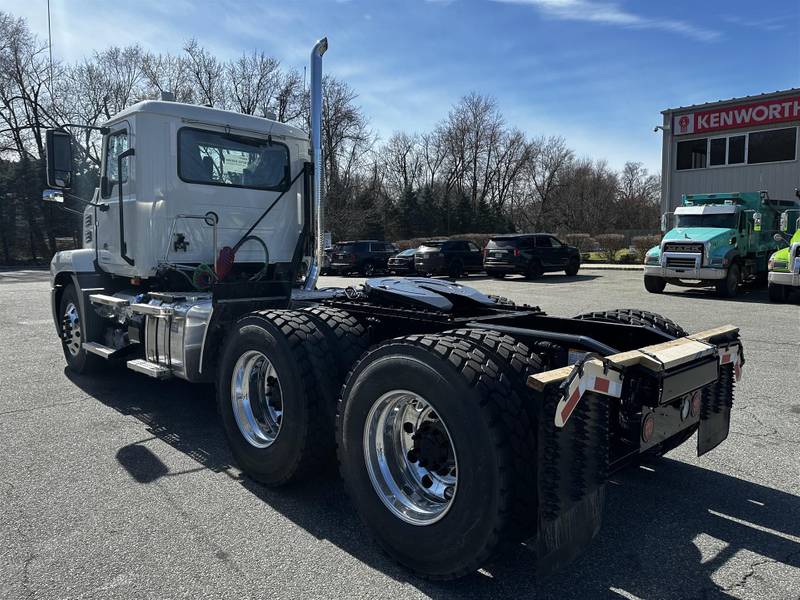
1,268,798,600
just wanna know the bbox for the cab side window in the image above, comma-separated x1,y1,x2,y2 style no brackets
102,130,129,198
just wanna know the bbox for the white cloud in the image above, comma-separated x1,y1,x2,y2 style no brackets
494,0,721,42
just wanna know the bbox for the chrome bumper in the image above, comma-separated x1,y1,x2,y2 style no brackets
644,265,727,280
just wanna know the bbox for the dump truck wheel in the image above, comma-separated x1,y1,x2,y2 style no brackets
337,333,538,580
574,308,687,338
58,284,102,374
217,310,337,486
644,275,666,294
715,264,740,298
768,282,789,303
301,306,369,386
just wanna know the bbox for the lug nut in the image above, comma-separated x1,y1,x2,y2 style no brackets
444,486,455,500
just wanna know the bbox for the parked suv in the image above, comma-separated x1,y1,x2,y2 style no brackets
484,233,580,278
330,240,398,276
415,239,484,277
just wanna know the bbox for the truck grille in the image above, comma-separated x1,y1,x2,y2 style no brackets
665,256,699,269
664,242,703,255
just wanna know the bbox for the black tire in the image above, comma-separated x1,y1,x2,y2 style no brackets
447,260,463,279
487,270,505,279
443,328,543,538
58,283,102,374
217,310,337,486
337,333,539,580
715,263,740,298
768,282,789,303
574,308,687,338
565,258,580,277
644,275,666,294
524,260,543,280
300,306,369,383
361,261,376,277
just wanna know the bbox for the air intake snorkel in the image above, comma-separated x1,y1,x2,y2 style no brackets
303,37,328,291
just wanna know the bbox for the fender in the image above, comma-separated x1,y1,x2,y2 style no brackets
721,247,740,267
50,249,113,342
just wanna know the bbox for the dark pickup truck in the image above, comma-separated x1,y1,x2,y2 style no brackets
484,233,580,278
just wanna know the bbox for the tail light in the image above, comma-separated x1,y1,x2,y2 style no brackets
514,248,521,257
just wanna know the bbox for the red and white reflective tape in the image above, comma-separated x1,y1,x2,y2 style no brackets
719,343,743,382
555,360,623,428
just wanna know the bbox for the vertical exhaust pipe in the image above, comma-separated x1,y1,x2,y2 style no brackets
304,37,328,291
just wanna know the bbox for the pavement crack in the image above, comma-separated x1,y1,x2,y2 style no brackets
0,399,82,416
721,549,800,593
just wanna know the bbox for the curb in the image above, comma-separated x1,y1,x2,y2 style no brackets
581,264,644,271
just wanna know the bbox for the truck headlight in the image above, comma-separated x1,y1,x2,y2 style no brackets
645,255,659,265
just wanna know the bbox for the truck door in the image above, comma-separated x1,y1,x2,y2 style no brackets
96,122,136,274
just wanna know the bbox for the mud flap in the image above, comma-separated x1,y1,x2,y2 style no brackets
535,386,609,574
698,363,735,456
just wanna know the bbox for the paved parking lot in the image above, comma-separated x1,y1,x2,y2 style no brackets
1,268,798,600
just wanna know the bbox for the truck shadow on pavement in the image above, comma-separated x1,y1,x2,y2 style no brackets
67,368,800,599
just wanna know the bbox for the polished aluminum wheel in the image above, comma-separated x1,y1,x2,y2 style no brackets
363,390,458,525
63,302,82,357
230,350,284,448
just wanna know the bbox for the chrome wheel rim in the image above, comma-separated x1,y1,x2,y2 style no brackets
231,350,283,448
364,390,458,526
63,302,82,356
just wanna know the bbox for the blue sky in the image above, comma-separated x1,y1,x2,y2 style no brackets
7,0,800,171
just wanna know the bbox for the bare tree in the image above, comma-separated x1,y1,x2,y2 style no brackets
226,50,280,116
184,39,225,108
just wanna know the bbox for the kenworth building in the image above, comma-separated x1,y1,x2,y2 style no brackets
660,88,800,213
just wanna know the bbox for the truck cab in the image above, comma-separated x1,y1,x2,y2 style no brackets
49,101,311,282
643,191,794,297
767,209,800,302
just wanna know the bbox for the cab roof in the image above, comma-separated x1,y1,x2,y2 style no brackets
106,100,308,140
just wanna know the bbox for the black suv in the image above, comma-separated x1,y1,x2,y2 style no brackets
330,240,398,276
414,240,484,278
484,234,580,279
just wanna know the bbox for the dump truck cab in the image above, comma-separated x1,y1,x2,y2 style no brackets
767,209,800,302
644,191,793,297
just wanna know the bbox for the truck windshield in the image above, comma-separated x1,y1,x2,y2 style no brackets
675,213,738,229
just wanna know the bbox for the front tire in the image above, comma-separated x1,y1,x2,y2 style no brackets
565,258,580,277
447,260,463,279
337,333,538,579
58,284,102,374
217,310,336,486
644,275,666,294
715,264,740,298
768,281,789,302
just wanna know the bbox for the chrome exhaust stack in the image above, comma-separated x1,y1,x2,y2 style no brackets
304,37,328,291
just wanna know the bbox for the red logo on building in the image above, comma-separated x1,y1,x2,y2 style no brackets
678,115,690,133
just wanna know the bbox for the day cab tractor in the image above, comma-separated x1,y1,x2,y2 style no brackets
768,207,800,302
643,191,798,297
42,38,745,580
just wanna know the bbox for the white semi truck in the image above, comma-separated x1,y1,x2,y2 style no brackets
44,38,745,579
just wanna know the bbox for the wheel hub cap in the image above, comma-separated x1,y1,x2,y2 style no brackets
230,350,283,448
363,390,458,526
62,302,82,357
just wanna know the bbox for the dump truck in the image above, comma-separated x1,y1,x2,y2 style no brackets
768,208,800,302
644,191,797,297
42,38,744,579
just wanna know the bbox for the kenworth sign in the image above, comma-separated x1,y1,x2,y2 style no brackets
674,95,800,135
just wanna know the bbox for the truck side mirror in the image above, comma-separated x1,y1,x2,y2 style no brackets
660,213,668,232
42,189,64,203
45,129,74,189
780,211,789,232
773,232,789,246
752,212,762,232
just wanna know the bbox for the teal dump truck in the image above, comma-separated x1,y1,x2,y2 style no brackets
768,208,800,302
644,191,797,297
